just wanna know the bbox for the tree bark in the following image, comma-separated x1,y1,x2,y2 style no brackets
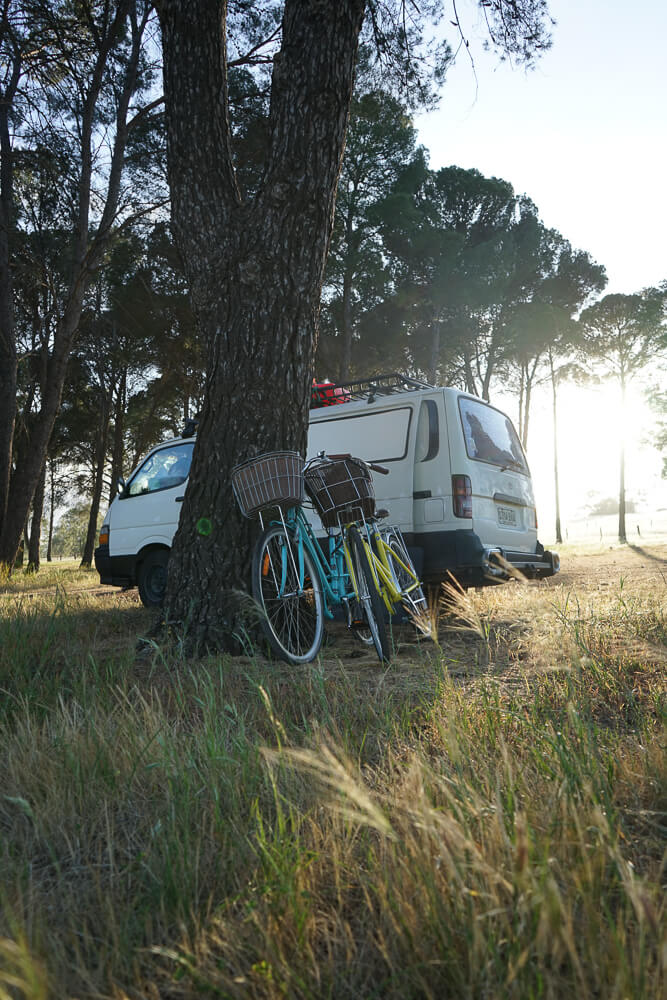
158,0,365,647
27,461,46,571
81,395,111,568
109,368,127,502
428,310,441,386
463,349,477,396
46,460,55,562
523,376,532,449
618,373,627,543
339,198,356,381
0,46,21,544
549,351,562,544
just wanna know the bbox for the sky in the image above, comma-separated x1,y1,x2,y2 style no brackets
415,0,667,296
414,0,667,542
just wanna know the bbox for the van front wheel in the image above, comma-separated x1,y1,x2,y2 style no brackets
138,549,169,607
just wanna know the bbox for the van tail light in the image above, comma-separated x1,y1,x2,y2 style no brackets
452,475,472,518
99,524,109,546
534,509,538,530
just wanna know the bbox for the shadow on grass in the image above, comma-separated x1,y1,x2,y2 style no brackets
628,543,667,565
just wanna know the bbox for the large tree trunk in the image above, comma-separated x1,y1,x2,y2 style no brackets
158,0,365,648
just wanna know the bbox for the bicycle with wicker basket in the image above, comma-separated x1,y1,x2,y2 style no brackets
231,450,428,664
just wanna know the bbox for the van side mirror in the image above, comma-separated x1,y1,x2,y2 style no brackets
116,476,127,498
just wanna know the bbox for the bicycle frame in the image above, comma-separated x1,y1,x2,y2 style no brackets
261,507,424,628
356,522,424,615
261,506,357,619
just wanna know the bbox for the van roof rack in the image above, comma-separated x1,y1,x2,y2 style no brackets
311,372,433,408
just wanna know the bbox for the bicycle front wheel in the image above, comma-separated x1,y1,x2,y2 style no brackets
252,525,324,663
347,525,391,662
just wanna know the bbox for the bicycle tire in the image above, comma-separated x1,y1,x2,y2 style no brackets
383,529,431,638
251,524,324,663
347,525,391,662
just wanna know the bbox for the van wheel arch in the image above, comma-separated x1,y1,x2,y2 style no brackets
137,545,171,608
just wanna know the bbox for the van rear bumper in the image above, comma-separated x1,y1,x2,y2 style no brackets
404,529,560,585
482,545,560,580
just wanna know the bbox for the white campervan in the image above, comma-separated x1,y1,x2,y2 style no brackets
95,374,559,606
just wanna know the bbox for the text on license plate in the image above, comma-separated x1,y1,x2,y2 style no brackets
497,506,517,526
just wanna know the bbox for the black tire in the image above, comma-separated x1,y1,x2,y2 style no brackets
251,524,324,663
348,525,391,662
137,548,169,608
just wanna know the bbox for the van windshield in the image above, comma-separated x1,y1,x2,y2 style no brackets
458,397,528,475
127,442,194,496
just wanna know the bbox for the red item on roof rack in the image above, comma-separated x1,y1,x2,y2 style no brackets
311,379,350,407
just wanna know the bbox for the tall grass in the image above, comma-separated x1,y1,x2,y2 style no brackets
0,552,665,998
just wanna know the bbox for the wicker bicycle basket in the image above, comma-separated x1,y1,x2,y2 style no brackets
304,456,375,529
231,451,305,518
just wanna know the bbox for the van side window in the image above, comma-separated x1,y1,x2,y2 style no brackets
415,400,439,462
127,442,194,497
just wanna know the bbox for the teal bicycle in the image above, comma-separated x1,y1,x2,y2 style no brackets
231,450,425,663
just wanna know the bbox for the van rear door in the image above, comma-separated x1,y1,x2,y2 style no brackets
450,395,537,553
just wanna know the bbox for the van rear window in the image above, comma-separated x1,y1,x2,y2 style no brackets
458,398,528,474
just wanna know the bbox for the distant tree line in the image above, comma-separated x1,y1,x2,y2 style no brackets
0,0,665,575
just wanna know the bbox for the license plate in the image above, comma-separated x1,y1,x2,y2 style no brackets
497,506,517,526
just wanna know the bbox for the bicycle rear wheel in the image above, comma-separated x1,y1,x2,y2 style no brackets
383,528,430,636
347,525,390,662
252,524,324,663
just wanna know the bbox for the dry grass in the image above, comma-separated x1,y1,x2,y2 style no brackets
0,548,665,998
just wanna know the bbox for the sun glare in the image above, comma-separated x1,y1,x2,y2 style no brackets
500,379,665,544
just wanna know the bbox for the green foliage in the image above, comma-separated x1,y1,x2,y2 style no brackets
50,503,91,559
646,383,667,477
579,288,667,385
319,89,419,379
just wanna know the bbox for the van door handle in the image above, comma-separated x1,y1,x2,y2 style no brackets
176,496,185,502
413,490,431,499
493,492,527,507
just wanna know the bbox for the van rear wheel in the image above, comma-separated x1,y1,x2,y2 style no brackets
138,549,169,607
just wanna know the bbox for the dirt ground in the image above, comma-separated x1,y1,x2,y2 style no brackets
319,541,667,668
543,541,667,589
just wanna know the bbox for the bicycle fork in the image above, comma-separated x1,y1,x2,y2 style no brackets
261,509,306,599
